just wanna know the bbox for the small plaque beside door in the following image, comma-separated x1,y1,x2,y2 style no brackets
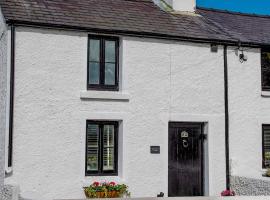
150,146,160,154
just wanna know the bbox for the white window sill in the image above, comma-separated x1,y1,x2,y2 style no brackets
80,91,130,101
261,91,270,97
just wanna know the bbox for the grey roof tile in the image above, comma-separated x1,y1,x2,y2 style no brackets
0,0,235,42
2,0,269,45
197,8,270,45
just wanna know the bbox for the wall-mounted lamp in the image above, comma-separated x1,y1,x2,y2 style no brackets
237,41,248,63
239,49,248,63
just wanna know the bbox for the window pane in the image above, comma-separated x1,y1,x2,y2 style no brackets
87,124,99,171
103,125,114,147
103,125,115,171
105,40,116,63
103,148,114,171
264,128,270,168
262,51,270,90
89,39,100,62
89,62,100,84
105,63,116,85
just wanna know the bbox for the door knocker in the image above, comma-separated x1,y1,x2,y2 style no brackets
180,131,189,148
182,139,189,148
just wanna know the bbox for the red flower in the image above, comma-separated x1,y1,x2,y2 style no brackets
92,182,99,187
110,182,116,186
221,190,235,196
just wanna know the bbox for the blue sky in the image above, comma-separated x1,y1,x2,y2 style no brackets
197,0,270,15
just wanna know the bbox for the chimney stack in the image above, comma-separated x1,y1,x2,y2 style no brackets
163,0,196,12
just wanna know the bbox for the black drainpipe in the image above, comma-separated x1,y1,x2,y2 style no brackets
8,24,15,168
223,45,230,190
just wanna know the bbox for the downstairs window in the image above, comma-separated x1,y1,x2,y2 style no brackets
86,121,118,176
263,125,270,168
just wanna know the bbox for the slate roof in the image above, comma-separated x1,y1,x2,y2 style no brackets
197,8,270,46
0,0,236,43
0,0,270,46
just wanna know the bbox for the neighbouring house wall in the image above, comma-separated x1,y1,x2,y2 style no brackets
4,27,227,200
227,47,270,193
0,7,7,195
227,47,270,179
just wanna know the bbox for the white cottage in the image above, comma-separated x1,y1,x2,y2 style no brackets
1,0,270,199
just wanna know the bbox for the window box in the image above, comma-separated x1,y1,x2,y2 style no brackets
83,182,130,198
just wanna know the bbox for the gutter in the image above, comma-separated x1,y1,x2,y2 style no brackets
223,45,230,190
8,24,15,168
5,19,263,48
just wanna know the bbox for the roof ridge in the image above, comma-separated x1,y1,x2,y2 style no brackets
197,7,270,19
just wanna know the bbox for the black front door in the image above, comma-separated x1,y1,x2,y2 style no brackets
168,122,204,197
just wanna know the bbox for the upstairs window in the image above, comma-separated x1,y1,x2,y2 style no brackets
86,121,118,176
88,35,119,91
263,125,270,168
261,48,270,91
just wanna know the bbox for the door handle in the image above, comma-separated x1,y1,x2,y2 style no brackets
199,134,207,140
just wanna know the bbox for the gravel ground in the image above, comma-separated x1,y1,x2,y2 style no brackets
231,176,270,196
1,185,13,200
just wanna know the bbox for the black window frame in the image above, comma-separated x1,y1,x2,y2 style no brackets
85,120,118,176
261,47,270,91
262,124,270,169
87,35,119,91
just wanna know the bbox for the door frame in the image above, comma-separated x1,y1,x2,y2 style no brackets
168,122,206,196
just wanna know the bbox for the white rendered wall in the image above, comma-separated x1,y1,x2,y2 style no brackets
227,47,270,180
4,27,227,200
0,7,7,193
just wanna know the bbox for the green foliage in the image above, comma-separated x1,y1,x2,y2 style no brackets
84,182,130,198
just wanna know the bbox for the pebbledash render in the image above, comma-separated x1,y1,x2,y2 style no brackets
1,0,270,199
